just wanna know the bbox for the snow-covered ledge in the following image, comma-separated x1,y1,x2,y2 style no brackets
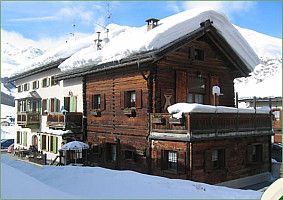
167,103,270,119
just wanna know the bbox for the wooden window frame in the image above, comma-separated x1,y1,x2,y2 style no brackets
42,99,48,115
194,48,205,61
23,83,29,91
41,135,47,150
121,90,142,109
124,150,135,160
205,148,227,172
92,94,101,110
42,77,50,88
247,143,263,164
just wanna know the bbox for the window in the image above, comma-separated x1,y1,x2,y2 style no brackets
64,96,77,112
42,99,47,114
168,151,177,169
23,132,27,146
205,149,226,172
188,93,204,103
51,76,58,86
18,85,22,93
23,83,30,91
162,150,178,171
107,144,117,162
17,131,21,144
126,91,136,108
32,80,39,89
194,48,204,61
252,144,262,163
247,144,263,164
50,98,60,112
18,100,27,112
212,149,225,170
92,94,101,109
42,77,50,88
50,136,57,153
125,150,135,160
41,135,47,150
272,110,280,121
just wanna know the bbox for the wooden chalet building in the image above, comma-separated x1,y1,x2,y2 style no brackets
55,10,273,186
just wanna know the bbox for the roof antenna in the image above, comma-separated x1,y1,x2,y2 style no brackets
70,19,76,40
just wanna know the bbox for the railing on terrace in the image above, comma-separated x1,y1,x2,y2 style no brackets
150,112,272,140
17,112,40,127
47,112,83,130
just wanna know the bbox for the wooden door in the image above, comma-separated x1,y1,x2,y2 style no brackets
176,71,187,103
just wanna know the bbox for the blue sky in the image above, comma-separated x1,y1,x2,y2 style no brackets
1,1,282,49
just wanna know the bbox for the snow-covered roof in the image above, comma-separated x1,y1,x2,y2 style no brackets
168,103,270,119
11,8,259,78
58,8,259,74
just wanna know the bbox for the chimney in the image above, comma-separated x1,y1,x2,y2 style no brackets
145,18,159,31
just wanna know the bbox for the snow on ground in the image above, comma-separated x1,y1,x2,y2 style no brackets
1,104,16,119
1,104,16,139
1,156,262,199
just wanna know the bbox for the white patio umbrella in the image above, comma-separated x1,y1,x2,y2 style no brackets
61,141,89,165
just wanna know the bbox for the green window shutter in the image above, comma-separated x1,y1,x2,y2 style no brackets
55,99,60,112
47,78,50,87
23,132,27,146
37,101,41,113
53,136,58,153
47,99,50,112
41,100,43,114
46,136,49,151
70,96,77,112
27,83,30,91
36,80,39,89
40,135,43,149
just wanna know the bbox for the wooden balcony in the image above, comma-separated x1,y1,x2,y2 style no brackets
47,112,83,131
149,112,272,141
17,112,40,128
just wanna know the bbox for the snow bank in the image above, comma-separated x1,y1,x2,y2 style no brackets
1,156,262,199
42,129,73,136
57,8,259,73
168,103,269,119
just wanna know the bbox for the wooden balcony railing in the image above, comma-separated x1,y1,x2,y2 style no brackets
17,112,40,127
150,112,272,141
47,112,83,130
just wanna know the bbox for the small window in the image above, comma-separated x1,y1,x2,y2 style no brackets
168,151,177,170
18,85,22,93
194,48,204,61
23,83,29,91
188,93,204,104
41,135,46,150
92,145,100,154
125,150,134,160
272,110,280,121
212,149,225,170
17,131,21,144
252,144,262,163
107,144,117,162
51,76,58,86
42,78,50,88
32,80,39,89
92,95,101,109
126,91,136,108
42,99,48,114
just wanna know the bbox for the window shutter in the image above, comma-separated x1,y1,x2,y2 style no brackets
161,150,168,170
100,94,105,110
135,90,142,109
120,91,125,109
262,143,269,162
70,96,77,112
23,132,27,146
27,83,30,91
54,99,60,112
40,135,43,150
177,151,186,174
46,136,49,152
47,99,50,112
21,85,24,92
205,150,213,172
247,145,253,164
176,71,187,103
47,78,50,87
53,136,57,153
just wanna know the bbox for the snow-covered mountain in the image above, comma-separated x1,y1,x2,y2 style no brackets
1,42,45,78
234,26,282,99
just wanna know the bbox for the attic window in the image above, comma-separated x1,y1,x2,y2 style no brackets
194,48,204,61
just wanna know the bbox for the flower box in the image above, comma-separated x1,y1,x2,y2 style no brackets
123,108,136,117
90,110,101,117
